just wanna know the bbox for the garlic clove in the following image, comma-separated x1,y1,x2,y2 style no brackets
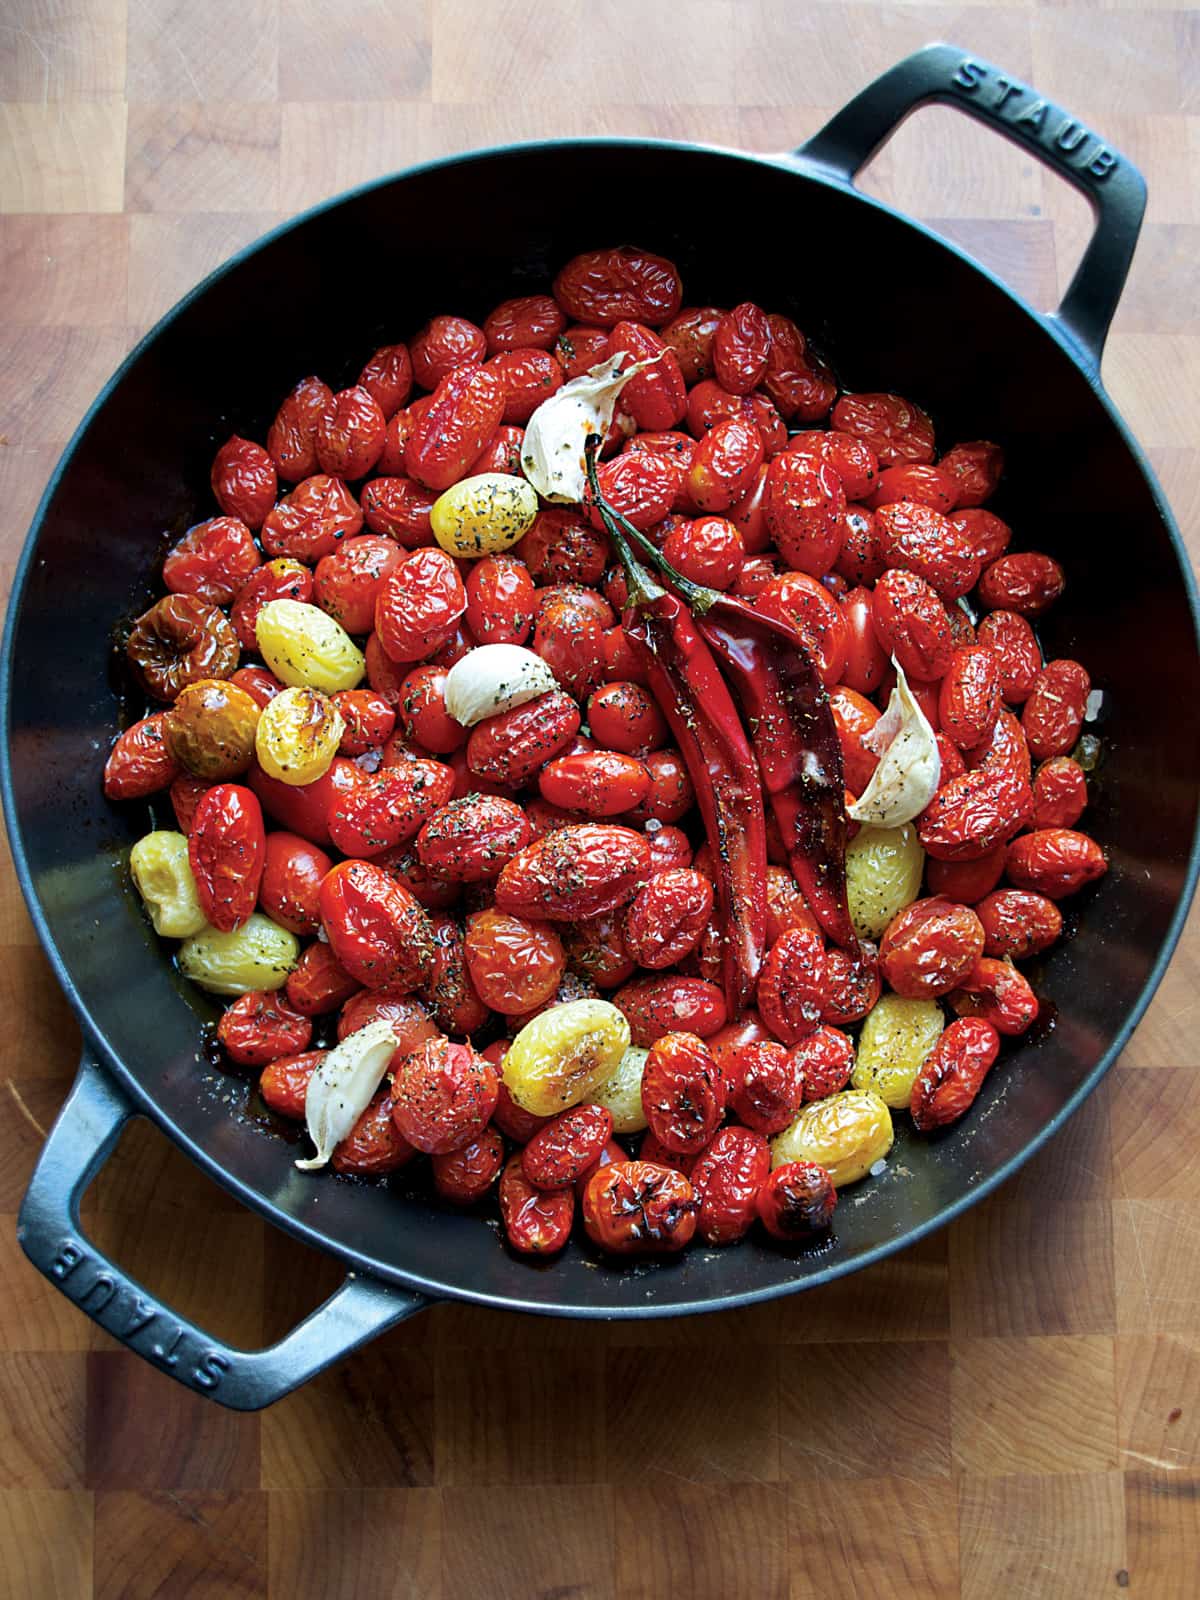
847,659,942,828
521,353,659,504
443,643,558,727
296,1017,400,1171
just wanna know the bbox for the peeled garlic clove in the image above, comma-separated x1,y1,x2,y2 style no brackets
521,353,659,503
296,1017,400,1171
443,643,557,727
848,660,942,828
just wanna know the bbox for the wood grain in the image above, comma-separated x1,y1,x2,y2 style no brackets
1,2,1197,1595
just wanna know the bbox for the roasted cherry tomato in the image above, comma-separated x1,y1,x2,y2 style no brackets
374,547,467,663
1031,756,1088,829
463,906,564,1015
758,571,848,687
522,1103,614,1190
910,1017,1001,1130
623,868,713,970
218,989,312,1066
553,246,682,327
495,824,651,922
188,783,266,932
268,376,333,482
332,1094,415,1176
499,1154,575,1252
976,888,1063,959
691,1125,771,1245
405,363,505,492
874,501,980,600
410,315,487,389
614,975,727,1046
390,1035,499,1155
791,1025,856,1101
756,1162,837,1239
582,1160,697,1253
164,517,259,605
211,435,276,529
878,896,986,999
640,1031,726,1155
259,831,331,935
949,957,1039,1036
728,1039,805,1135
831,392,935,467
432,1126,505,1204
467,689,581,786
261,474,363,564
315,384,386,479
1005,828,1107,899
104,713,179,801
126,594,239,703
319,858,435,991
757,927,827,1044
285,941,360,1016
259,1049,326,1118
978,551,1065,616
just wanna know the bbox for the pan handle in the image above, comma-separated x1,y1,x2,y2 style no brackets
17,1050,428,1411
797,41,1146,370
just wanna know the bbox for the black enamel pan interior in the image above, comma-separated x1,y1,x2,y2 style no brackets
7,44,1199,1410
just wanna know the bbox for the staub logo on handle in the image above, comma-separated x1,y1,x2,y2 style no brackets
50,1237,231,1391
952,58,1118,181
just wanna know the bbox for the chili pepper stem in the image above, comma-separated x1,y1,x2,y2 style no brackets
582,435,665,610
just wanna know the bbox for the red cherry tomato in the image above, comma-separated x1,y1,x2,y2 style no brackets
211,435,276,529
268,376,333,482
499,1154,575,1252
374,547,467,663
319,859,435,992
187,783,266,932
582,1160,697,1254
390,1035,499,1154
314,535,402,634
259,831,332,936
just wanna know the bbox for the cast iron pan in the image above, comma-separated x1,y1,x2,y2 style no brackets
7,44,1199,1410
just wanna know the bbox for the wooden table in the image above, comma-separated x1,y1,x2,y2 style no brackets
2,4,1197,1595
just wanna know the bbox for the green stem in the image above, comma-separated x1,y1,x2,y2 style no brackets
583,435,664,609
580,437,721,616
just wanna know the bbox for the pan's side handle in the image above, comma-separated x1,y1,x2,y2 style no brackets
797,41,1147,371
17,1051,428,1411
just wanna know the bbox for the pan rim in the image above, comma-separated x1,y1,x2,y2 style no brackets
5,134,1199,1318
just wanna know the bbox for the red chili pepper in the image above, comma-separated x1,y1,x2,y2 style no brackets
586,440,768,1015
594,462,858,956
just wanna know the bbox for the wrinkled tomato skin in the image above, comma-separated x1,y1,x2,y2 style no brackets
485,348,565,424
261,474,362,564
646,825,693,873
951,507,1011,566
834,506,886,586
285,942,360,1016
764,454,846,577
623,868,714,970
925,843,1007,905
315,384,386,479
391,1035,499,1155
499,1154,575,1253
686,417,765,513
484,293,566,354
333,689,395,756
249,756,362,849
259,1049,326,1119
268,376,334,482
727,1039,804,1136
218,989,313,1066
757,927,827,1045
660,306,722,383
188,783,266,932
358,343,413,419
586,451,681,533
874,500,980,601
314,535,403,635
868,463,956,515
104,713,180,801
713,302,771,395
639,1031,726,1154
328,761,454,858
463,906,564,1015
211,435,277,529
871,568,955,683
231,665,285,710
170,772,213,833
319,859,435,992
522,1103,614,1190
360,476,437,547
949,957,1039,1036
918,767,1034,862
126,594,240,703
1032,756,1088,829
553,246,683,328
692,1125,771,1245
517,509,608,587
940,441,1004,508
821,944,882,1026
615,976,727,1048
831,392,935,467
911,1017,1001,1130
791,1025,856,1102
432,1126,505,1204
375,547,467,664
764,867,817,946
976,610,1041,703
337,995,439,1077
410,315,487,389
417,794,532,882
940,645,1002,750
758,572,848,687
405,363,504,492
964,708,1032,787
563,912,636,991
532,598,607,703
976,888,1063,959
662,514,744,589
259,831,332,936
1005,828,1108,899
465,554,535,645
397,666,465,756
627,748,694,826
231,559,313,650
978,551,1065,616
756,1161,837,1239
495,824,651,922
762,314,835,423
467,689,581,786
1022,659,1090,760
423,913,490,1035
786,431,879,503
587,681,669,756
554,325,612,378
331,1094,416,1176
164,517,260,606
608,321,688,430
582,1160,698,1254
879,896,986,1000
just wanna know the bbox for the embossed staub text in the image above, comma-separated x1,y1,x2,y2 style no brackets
951,58,1118,181
50,1236,231,1391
